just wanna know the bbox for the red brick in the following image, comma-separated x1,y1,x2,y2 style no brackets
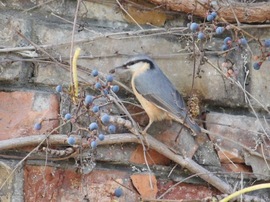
0,91,59,140
24,165,139,202
157,181,220,200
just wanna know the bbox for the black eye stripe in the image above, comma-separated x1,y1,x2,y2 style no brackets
128,61,135,65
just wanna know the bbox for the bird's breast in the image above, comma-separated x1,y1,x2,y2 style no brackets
131,76,169,122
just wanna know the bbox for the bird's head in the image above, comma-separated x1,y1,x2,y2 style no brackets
109,55,155,74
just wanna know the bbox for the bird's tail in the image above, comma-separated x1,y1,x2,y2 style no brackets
184,116,201,136
172,114,201,136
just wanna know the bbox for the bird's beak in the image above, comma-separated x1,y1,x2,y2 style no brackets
109,64,128,74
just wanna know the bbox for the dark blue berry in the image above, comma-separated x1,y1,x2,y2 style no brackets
114,188,123,197
92,105,99,113
216,27,224,34
89,122,98,130
197,32,205,40
91,69,98,77
91,140,98,149
34,123,42,130
101,114,110,125
106,75,113,82
85,95,93,105
98,134,105,141
108,125,116,134
111,85,120,93
95,82,102,89
207,14,214,22
67,136,76,145
211,12,217,18
190,22,198,32
55,85,62,93
64,113,72,120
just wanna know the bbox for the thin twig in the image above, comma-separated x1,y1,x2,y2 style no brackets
22,0,54,13
205,57,270,113
214,143,237,168
115,0,144,30
226,0,241,26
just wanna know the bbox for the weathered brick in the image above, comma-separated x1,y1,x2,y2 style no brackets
250,60,270,108
157,181,219,200
0,12,32,47
0,61,22,81
0,162,13,202
24,165,139,202
0,91,59,140
222,163,252,173
206,112,270,164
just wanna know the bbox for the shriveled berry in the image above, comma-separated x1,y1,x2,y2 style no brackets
92,105,99,113
91,69,98,77
223,37,232,44
253,62,261,70
98,134,105,141
111,85,120,93
90,140,98,149
85,95,93,105
221,44,229,51
264,39,270,47
238,38,247,45
101,114,110,125
89,122,98,130
216,27,224,34
114,188,123,197
67,136,76,145
34,123,42,130
95,82,102,89
55,85,62,93
108,124,116,134
190,22,199,32
103,89,109,96
64,113,72,120
106,75,113,82
197,32,205,40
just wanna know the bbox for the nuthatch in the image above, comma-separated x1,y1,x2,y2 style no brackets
110,55,201,136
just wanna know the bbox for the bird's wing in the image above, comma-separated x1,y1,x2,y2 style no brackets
134,68,187,118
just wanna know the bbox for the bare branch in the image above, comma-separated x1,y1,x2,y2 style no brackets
147,0,270,23
0,133,232,194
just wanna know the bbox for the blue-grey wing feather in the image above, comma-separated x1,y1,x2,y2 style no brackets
134,67,186,117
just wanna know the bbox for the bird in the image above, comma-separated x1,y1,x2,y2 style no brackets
110,55,201,136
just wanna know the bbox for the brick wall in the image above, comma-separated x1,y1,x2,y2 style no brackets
1,0,270,201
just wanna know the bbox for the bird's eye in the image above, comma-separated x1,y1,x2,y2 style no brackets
128,61,135,66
